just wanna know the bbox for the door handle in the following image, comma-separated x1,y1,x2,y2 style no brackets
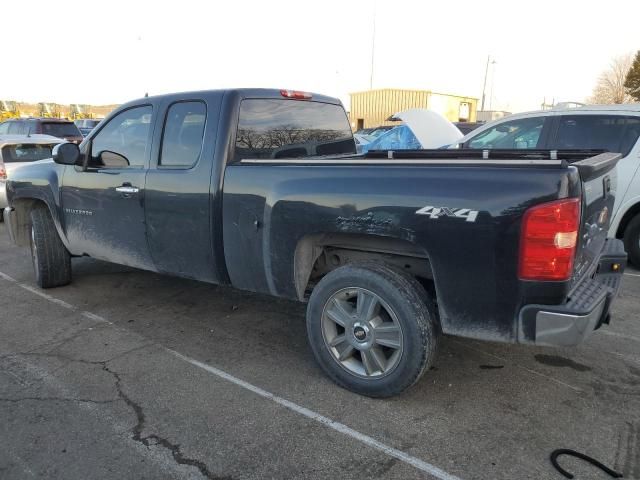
116,185,139,194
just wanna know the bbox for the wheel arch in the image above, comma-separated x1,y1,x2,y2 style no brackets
293,232,433,301
10,197,56,247
615,201,640,239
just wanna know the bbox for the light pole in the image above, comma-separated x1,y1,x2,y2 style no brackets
489,60,497,110
369,0,377,90
481,55,496,111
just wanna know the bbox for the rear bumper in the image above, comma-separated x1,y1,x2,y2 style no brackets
518,239,626,346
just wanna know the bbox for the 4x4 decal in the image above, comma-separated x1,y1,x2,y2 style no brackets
415,206,479,223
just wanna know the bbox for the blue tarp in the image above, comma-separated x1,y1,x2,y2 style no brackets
361,125,422,153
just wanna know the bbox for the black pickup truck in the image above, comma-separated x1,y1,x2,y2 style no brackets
3,89,627,397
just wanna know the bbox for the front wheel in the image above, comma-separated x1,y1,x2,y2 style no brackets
306,263,439,397
30,206,72,288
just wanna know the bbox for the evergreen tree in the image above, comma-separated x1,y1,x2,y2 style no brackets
625,50,640,102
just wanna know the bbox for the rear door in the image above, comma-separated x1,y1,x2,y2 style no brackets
144,95,222,282
61,104,156,270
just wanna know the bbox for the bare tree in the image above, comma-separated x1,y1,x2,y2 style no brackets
589,53,635,104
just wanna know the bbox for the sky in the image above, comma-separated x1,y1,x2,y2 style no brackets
3,0,639,113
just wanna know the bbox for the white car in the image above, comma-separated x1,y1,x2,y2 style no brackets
0,134,62,214
455,104,640,265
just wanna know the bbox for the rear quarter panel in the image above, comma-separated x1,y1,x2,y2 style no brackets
222,163,581,342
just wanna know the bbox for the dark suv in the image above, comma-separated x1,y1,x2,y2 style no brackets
74,119,102,137
0,118,83,144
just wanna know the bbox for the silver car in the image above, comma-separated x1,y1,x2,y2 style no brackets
0,134,62,212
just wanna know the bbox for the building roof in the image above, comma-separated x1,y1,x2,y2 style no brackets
350,88,478,101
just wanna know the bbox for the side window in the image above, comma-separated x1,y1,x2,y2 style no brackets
552,115,640,156
90,105,152,168
0,122,9,134
159,101,206,168
467,117,545,149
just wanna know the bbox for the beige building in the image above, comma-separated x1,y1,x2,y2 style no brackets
349,88,478,131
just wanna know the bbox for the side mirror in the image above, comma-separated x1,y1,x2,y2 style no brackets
99,151,130,168
52,142,81,165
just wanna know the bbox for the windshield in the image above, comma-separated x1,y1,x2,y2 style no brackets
1,144,54,163
41,122,82,138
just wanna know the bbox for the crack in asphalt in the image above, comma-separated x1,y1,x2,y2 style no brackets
102,363,233,480
0,323,111,362
3,344,229,480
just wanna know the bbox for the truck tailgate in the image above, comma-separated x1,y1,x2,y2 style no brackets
571,152,621,286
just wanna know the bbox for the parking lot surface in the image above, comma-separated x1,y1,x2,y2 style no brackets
1,222,639,480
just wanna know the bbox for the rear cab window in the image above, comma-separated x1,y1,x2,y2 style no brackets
234,99,355,161
1,144,55,163
551,115,640,156
41,122,82,137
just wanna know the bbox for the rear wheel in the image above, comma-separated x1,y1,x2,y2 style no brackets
30,206,72,288
306,263,439,397
623,214,640,268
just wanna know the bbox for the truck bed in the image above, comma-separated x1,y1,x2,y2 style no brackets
222,149,621,344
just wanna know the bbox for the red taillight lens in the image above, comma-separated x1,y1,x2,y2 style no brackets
280,89,312,100
0,167,6,180
519,198,580,281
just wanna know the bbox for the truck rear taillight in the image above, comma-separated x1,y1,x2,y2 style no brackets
519,198,580,281
280,89,312,100
0,167,6,180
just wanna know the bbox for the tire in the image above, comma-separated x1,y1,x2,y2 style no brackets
29,206,72,288
306,263,439,398
623,214,640,268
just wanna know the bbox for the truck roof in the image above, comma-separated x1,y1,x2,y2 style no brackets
0,134,63,147
517,103,640,116
121,88,344,107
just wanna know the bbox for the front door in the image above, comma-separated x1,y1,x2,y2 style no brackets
61,104,156,270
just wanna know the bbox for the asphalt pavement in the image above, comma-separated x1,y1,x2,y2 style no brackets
0,222,639,480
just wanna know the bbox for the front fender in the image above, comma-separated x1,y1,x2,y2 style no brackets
7,161,70,249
